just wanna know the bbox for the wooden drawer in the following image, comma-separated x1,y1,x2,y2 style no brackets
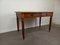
41,12,47,16
46,12,53,16
33,13,41,17
21,13,33,18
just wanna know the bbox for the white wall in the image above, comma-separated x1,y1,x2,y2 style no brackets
53,0,60,24
0,0,54,33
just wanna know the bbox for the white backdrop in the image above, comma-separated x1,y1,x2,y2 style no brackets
53,0,60,24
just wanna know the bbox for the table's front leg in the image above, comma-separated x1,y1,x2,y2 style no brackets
21,17,25,40
16,16,19,32
39,16,41,27
49,16,53,32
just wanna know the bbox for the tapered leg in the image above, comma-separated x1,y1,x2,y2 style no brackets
16,16,19,32
49,16,53,32
21,18,25,40
39,17,41,27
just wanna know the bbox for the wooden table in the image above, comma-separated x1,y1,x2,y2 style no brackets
16,12,53,40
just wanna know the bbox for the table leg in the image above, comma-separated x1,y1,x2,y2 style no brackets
16,16,19,32
49,16,52,32
39,17,41,27
21,18,25,40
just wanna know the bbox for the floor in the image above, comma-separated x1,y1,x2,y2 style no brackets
0,25,60,45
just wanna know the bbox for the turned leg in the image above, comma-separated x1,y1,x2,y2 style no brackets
39,16,41,27
16,16,19,32
49,16,53,32
21,18,25,40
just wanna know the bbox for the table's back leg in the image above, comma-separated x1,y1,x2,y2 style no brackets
39,16,41,27
49,16,53,32
21,18,25,40
16,16,19,32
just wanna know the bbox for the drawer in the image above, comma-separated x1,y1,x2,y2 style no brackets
46,12,53,16
33,13,41,17
41,12,47,16
21,13,33,18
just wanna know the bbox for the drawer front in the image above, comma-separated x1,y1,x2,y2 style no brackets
33,13,41,17
46,12,53,16
41,12,47,16
21,13,33,18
